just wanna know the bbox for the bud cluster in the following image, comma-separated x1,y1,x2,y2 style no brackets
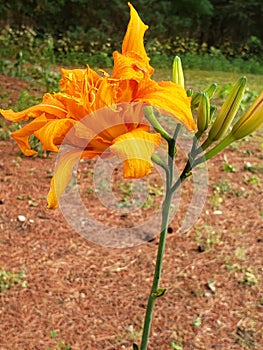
171,56,263,162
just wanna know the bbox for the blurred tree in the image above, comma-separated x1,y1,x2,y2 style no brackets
210,0,263,45
0,0,262,52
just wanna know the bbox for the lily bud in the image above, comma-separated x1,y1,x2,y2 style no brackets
203,83,217,99
187,88,194,97
210,105,217,119
197,92,210,132
191,91,204,110
208,76,247,141
191,83,217,110
172,56,184,88
200,90,263,162
230,90,263,140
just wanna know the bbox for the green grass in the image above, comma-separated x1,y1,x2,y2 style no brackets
0,267,27,292
153,69,262,93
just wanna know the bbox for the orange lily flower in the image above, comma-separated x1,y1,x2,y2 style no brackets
0,2,195,209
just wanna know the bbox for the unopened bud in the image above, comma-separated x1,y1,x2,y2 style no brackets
230,90,263,140
197,92,210,132
191,83,217,110
210,105,217,119
187,88,194,97
191,91,202,110
172,56,184,88
208,76,247,141
203,83,217,99
202,90,263,162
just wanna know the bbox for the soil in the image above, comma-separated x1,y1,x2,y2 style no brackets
0,74,263,350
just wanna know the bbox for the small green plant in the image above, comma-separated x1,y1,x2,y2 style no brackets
0,267,27,292
143,181,164,209
0,118,11,140
210,177,233,209
245,175,261,186
28,134,51,158
170,342,183,350
46,331,72,350
194,225,222,251
13,90,41,112
0,117,22,140
222,155,236,172
215,178,232,193
239,269,259,287
191,316,202,328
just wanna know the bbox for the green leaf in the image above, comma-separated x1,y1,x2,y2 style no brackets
50,330,58,339
151,288,166,298
170,342,183,350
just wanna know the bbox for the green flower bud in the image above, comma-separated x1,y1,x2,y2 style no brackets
172,56,184,88
197,92,210,132
208,76,247,141
191,83,217,110
203,83,217,99
191,91,202,110
200,90,263,163
230,90,263,140
210,105,217,119
187,88,194,97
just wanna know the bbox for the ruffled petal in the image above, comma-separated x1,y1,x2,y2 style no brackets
135,80,196,131
47,150,80,209
11,114,48,156
93,78,119,111
0,93,67,122
122,3,149,60
34,118,77,152
47,149,98,209
55,92,90,120
112,3,154,81
112,51,153,82
60,66,101,97
110,127,161,178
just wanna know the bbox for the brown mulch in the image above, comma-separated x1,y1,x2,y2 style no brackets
0,74,263,350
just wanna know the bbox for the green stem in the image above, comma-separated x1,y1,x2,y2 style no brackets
194,133,235,167
139,126,204,350
172,124,182,142
140,133,177,350
143,106,172,142
140,190,173,350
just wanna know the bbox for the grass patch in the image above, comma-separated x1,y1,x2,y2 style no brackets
153,68,262,93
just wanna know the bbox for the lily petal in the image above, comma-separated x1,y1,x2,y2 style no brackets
112,51,153,82
11,114,48,156
135,80,196,131
93,78,119,111
54,92,90,120
60,66,101,98
34,118,77,152
0,93,67,122
47,149,99,209
123,3,149,60
110,127,161,178
112,3,154,80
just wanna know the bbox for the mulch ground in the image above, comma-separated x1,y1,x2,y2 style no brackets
0,74,263,350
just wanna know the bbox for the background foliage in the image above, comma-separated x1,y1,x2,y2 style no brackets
0,0,262,73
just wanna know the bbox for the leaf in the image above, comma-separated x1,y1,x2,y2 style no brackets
151,288,166,298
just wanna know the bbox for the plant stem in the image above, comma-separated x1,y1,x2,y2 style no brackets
140,134,176,350
140,190,173,350
139,130,204,350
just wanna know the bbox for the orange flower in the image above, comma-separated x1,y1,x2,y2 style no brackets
0,3,195,209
